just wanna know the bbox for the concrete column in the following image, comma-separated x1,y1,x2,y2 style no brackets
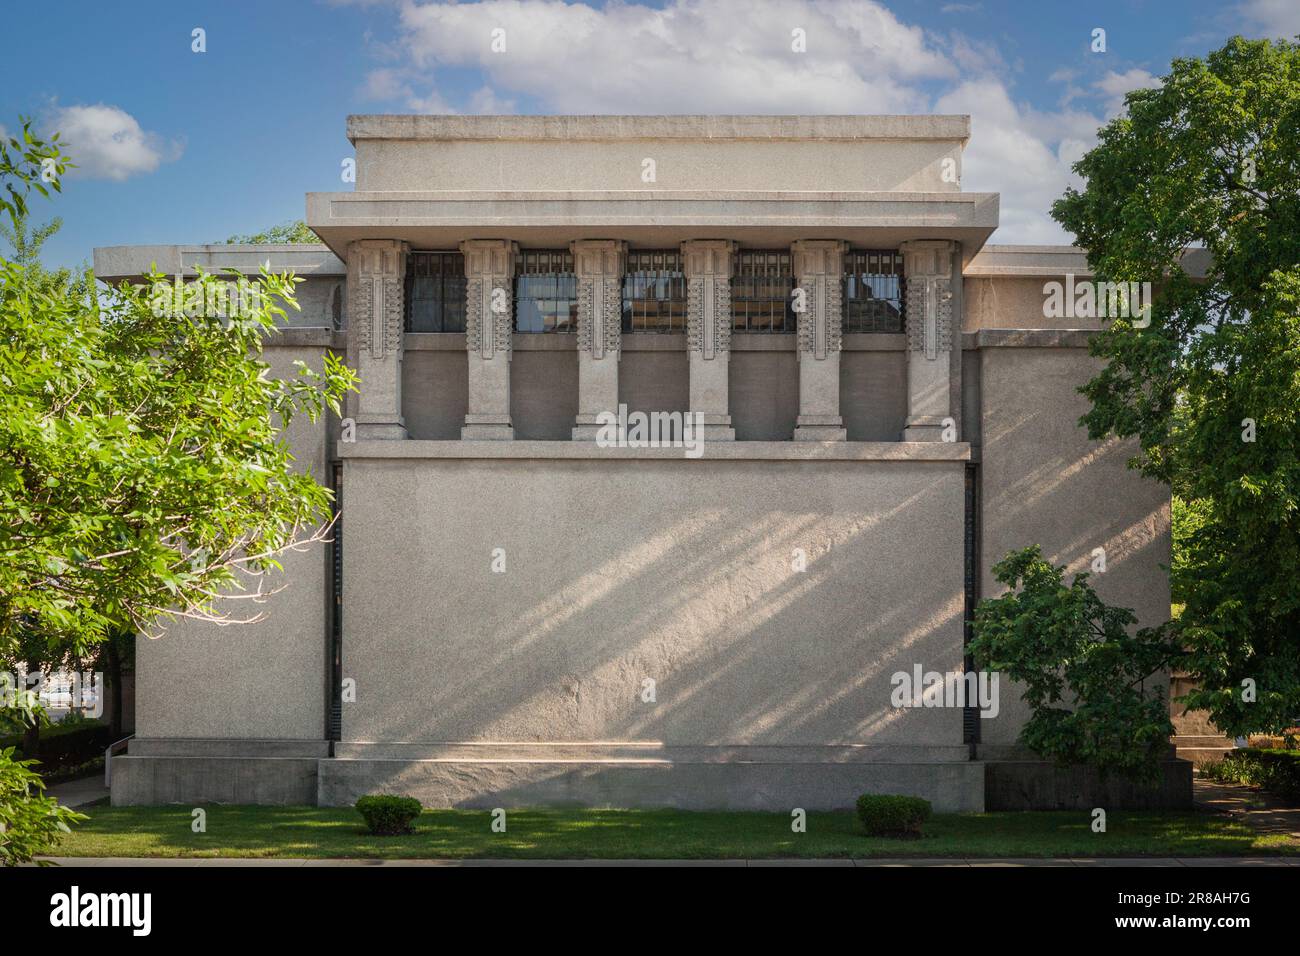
571,240,627,440
349,239,409,440
792,240,848,441
460,239,518,440
901,240,957,441
682,239,736,441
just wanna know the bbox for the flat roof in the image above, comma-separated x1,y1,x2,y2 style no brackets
346,114,972,144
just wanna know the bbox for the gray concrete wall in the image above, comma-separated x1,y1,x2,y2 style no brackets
403,349,468,440
340,456,968,750
619,350,689,414
350,115,968,194
729,349,800,441
841,351,907,441
977,345,1171,745
511,349,578,440
132,342,333,741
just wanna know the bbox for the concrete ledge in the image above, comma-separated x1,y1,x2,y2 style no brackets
128,738,331,758
963,328,1097,350
334,743,972,763
403,332,908,352
110,756,320,806
965,245,1092,277
347,114,973,143
93,244,344,283
317,758,985,812
336,439,972,461
264,327,345,350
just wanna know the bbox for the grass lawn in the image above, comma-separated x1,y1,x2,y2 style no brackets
52,804,1299,860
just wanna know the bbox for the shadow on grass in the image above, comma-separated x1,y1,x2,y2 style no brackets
55,805,1299,861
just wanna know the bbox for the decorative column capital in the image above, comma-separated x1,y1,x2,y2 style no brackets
460,239,517,279
681,239,735,278
460,240,518,362
347,239,410,440
900,240,959,441
792,239,847,278
349,239,409,362
682,240,735,360
572,240,626,363
571,239,626,278
792,240,847,362
900,240,956,360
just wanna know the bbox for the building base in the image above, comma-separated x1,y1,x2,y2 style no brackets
109,740,986,812
110,739,329,806
319,744,985,812
979,746,1193,810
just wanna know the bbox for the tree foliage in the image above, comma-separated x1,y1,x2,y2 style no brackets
0,116,355,861
971,548,1181,782
224,220,317,244
1049,36,1300,738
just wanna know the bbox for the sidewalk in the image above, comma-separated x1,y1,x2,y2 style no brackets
47,776,110,809
32,855,1300,867
1194,777,1300,838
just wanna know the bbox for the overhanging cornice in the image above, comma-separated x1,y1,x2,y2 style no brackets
306,190,999,262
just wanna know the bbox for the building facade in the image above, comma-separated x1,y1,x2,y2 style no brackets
94,115,1177,812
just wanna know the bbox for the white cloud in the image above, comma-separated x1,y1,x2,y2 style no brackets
381,0,956,114
43,104,181,181
355,0,1156,243
1093,68,1161,116
1237,0,1300,37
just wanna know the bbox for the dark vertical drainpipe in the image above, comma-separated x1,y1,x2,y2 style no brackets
963,462,981,760
328,460,343,747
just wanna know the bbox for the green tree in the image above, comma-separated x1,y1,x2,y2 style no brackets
0,119,355,863
1050,36,1299,739
971,548,1181,782
224,220,317,244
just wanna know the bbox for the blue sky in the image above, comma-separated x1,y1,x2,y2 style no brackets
2,0,1296,269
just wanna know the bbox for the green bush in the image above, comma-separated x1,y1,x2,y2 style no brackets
354,795,423,835
855,794,932,837
1201,749,1300,800
0,747,86,865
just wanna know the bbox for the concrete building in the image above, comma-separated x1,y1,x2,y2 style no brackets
94,115,1179,812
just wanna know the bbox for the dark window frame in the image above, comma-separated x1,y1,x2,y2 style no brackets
843,250,905,333
514,249,578,333
404,251,467,333
732,250,796,333
622,250,687,332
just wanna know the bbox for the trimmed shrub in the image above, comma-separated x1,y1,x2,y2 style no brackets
1201,749,1300,801
855,794,932,837
355,794,423,835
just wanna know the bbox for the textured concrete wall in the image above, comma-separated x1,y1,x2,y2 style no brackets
977,346,1171,745
511,350,578,440
841,351,907,441
403,350,468,440
619,351,689,414
340,457,968,749
356,138,962,194
133,344,332,740
729,350,800,441
291,277,344,329
964,276,1107,332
